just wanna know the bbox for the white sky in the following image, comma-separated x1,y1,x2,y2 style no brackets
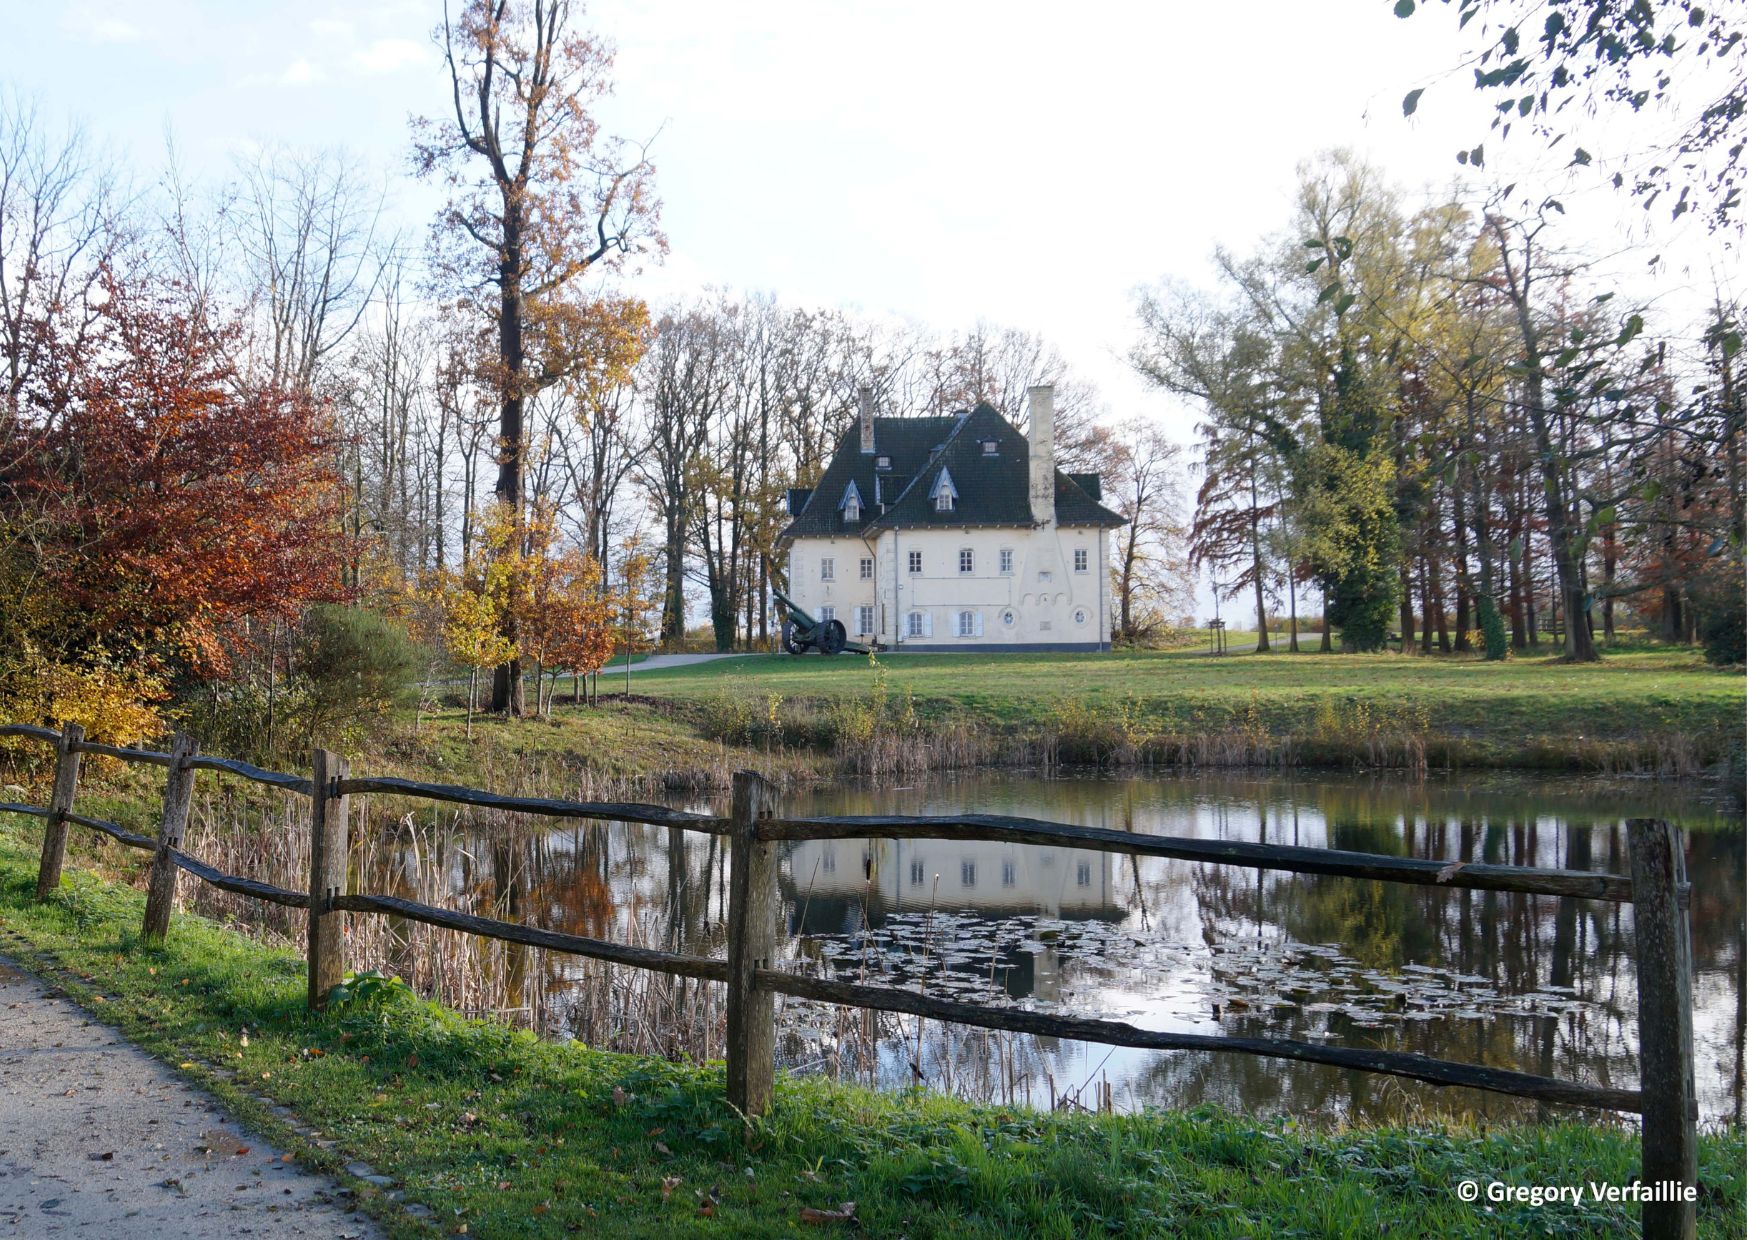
5,0,1736,612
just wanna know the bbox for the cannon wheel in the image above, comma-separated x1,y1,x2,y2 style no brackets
781,619,808,655
817,619,847,655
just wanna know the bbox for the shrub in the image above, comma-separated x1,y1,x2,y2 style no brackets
1695,560,1745,666
1477,595,1510,661
293,605,421,746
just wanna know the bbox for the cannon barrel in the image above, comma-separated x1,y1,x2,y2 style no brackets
772,588,819,632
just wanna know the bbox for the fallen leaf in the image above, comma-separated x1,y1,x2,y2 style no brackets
611,1086,627,1107
233,1146,250,1157
654,1142,672,1156
800,1201,857,1225
659,1175,683,1201
1436,860,1467,883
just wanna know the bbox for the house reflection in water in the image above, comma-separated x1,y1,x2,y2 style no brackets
781,837,1124,1004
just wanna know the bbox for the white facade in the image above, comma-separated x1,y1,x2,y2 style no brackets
786,523,1114,651
781,385,1121,653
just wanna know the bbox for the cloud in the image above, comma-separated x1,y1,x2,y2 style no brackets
60,6,141,43
279,58,322,86
351,37,425,76
309,17,354,39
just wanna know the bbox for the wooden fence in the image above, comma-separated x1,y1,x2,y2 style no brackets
0,721,1701,1240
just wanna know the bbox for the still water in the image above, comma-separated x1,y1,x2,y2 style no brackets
343,770,1747,1125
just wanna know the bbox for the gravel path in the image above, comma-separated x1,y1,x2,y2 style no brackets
617,652,748,672
0,955,382,1238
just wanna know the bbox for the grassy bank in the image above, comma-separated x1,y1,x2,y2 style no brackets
0,817,1742,1239
627,642,1743,778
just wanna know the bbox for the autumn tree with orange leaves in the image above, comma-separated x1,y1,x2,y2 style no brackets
415,0,661,715
0,270,348,735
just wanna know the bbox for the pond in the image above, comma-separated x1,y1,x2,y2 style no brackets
192,767,1746,1125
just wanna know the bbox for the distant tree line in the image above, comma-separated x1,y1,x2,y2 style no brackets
1134,150,1743,663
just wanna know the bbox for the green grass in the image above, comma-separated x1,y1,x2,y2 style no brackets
0,817,1741,1239
627,641,1743,771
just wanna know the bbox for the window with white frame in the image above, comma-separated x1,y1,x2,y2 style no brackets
859,556,873,580
999,548,1014,574
1001,859,1016,887
820,557,834,581
930,467,958,512
1038,570,1053,582
1074,547,1089,572
840,481,863,524
856,605,875,635
1076,861,1092,887
907,611,926,638
957,609,978,637
959,547,974,574
910,858,925,885
960,860,976,887
819,606,835,623
908,549,922,574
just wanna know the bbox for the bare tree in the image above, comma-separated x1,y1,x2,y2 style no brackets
0,92,122,416
1098,419,1188,640
235,145,386,392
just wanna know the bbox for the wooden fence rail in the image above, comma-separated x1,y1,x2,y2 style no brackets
0,723,1700,1240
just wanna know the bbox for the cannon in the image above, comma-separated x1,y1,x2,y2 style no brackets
773,588,874,656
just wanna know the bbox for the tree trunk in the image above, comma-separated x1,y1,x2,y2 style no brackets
1398,564,1415,654
1287,569,1299,653
1248,476,1270,653
491,221,527,712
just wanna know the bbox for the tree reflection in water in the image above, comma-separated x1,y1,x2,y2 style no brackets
182,769,1744,1125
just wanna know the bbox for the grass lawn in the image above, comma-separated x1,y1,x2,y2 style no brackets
625,640,1744,770
0,815,1741,1239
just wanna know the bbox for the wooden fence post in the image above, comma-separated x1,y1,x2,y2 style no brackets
34,722,85,900
726,769,778,1116
1628,818,1697,1240
307,748,350,1010
141,733,198,943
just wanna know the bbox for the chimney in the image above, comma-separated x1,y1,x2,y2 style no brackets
858,384,874,454
1027,384,1054,524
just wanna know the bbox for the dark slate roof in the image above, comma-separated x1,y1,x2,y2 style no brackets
779,403,1125,539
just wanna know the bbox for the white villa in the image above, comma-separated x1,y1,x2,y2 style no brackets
779,385,1125,652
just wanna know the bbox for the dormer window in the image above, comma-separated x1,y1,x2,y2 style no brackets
981,440,998,455
875,455,892,471
930,467,958,513
839,480,863,525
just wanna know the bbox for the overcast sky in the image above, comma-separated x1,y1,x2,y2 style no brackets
5,1,1734,606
